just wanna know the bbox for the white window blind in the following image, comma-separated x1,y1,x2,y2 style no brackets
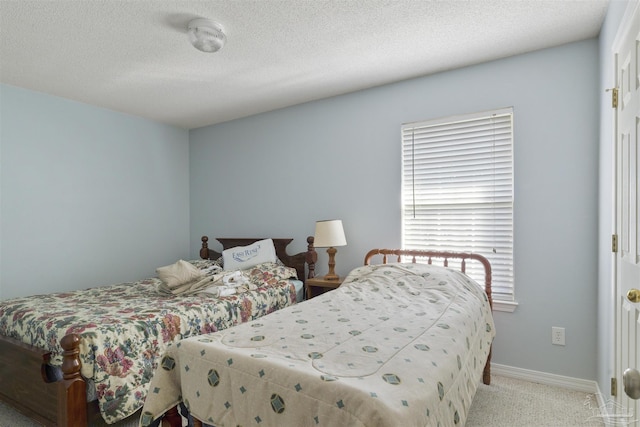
401,108,514,301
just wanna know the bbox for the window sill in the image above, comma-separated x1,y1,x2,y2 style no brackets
492,300,518,312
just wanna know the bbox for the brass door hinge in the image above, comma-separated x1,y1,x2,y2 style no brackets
612,234,618,253
612,87,619,109
606,87,619,108
612,377,618,396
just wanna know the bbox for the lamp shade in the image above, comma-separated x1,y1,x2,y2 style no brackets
314,220,347,248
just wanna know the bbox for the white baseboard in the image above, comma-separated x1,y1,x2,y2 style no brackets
491,363,599,394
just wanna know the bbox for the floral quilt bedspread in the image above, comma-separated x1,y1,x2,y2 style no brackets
0,261,297,424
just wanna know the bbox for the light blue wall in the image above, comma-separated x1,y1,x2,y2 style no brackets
0,84,190,299
0,15,613,381
597,0,632,399
190,39,600,380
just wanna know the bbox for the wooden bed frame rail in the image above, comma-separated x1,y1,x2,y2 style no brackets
364,248,493,385
0,334,86,426
0,236,317,427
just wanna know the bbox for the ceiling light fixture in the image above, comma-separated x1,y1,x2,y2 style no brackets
187,18,226,53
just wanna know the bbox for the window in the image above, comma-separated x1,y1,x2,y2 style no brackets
401,108,514,305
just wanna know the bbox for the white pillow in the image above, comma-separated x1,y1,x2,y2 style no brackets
157,259,204,288
222,239,277,271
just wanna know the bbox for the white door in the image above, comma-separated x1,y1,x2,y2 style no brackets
614,2,640,425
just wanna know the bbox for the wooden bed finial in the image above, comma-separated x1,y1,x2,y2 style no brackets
306,236,317,279
200,236,209,260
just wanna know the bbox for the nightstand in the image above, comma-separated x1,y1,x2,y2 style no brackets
305,277,343,300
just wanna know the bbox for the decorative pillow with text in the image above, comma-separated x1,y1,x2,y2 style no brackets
222,239,277,271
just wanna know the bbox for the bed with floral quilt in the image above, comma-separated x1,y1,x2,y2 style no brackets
0,236,317,427
140,248,494,427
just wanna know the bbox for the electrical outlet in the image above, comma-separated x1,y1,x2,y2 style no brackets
552,327,565,346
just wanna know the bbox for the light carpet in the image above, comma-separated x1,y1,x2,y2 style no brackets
0,374,606,426
467,375,606,426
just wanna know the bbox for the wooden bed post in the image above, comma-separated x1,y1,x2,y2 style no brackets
58,334,87,427
162,406,182,427
306,236,316,279
200,236,210,259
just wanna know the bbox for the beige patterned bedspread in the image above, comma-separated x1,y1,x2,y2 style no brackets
140,263,495,427
0,261,297,424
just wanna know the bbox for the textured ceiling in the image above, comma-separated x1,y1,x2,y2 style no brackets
0,0,609,129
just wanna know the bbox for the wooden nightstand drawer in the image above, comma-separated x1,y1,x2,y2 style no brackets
305,277,343,299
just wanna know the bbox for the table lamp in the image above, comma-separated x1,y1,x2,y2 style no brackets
313,219,347,280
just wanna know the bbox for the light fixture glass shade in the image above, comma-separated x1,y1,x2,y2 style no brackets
314,220,347,248
188,18,226,53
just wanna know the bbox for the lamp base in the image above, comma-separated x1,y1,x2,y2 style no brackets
324,246,340,281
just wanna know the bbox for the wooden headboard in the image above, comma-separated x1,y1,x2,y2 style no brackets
199,236,317,283
364,248,492,309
